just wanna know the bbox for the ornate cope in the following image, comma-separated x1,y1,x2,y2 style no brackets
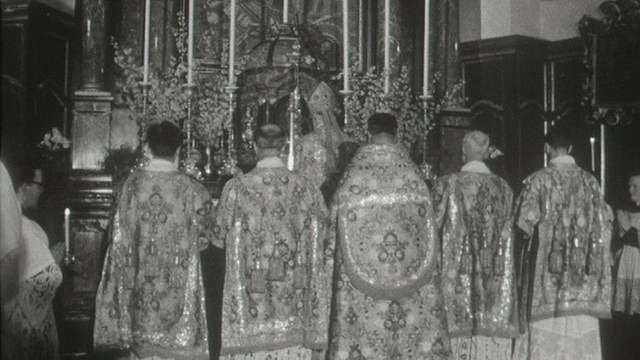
328,144,452,360
433,171,519,338
212,165,332,356
94,170,213,360
515,162,613,322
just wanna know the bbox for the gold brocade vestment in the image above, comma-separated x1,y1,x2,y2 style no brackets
212,158,332,356
432,170,519,338
514,160,613,322
328,144,452,360
94,167,213,360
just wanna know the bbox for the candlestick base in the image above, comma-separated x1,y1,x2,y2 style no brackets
138,81,152,90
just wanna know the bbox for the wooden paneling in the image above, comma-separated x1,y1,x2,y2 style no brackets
460,35,588,192
1,10,28,158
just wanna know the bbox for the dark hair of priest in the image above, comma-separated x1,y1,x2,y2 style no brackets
544,125,573,150
145,121,184,159
367,113,398,136
254,124,287,150
6,153,42,192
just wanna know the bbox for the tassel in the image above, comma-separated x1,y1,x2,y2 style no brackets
570,238,585,275
494,245,505,276
460,241,473,275
249,258,268,294
548,240,565,275
268,241,286,281
480,242,494,276
293,251,307,289
587,241,603,275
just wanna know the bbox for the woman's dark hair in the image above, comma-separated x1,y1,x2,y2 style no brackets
368,113,397,136
145,121,183,159
544,125,572,150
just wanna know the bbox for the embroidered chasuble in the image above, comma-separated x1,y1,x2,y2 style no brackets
432,168,519,339
514,159,613,323
294,132,329,189
328,144,452,360
94,166,213,360
212,157,332,356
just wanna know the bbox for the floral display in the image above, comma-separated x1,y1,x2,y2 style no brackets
39,128,71,152
113,13,230,147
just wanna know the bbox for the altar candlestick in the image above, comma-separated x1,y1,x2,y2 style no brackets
283,0,289,23
358,0,364,71
423,0,430,96
590,136,596,172
187,0,195,84
64,208,70,263
143,0,151,83
384,0,390,94
343,0,349,92
600,124,606,195
229,0,236,86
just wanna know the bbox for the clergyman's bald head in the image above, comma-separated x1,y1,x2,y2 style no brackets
462,130,490,161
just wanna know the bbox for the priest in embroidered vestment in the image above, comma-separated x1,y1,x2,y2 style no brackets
212,124,332,359
328,113,452,360
94,121,213,360
432,131,519,360
512,125,613,360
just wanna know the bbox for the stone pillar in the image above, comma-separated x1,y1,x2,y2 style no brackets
80,0,107,91
72,0,113,170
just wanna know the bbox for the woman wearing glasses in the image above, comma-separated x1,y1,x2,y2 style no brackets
2,156,63,360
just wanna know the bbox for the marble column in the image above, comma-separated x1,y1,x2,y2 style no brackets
79,0,107,91
72,0,113,171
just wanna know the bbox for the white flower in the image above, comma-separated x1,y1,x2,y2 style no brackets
39,128,71,151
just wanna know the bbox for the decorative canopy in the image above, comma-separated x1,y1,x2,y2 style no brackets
240,23,326,105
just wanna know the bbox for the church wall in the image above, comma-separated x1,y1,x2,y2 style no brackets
461,0,604,42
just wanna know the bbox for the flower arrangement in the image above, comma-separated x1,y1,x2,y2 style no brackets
39,128,71,151
342,65,423,151
37,127,72,178
113,12,230,145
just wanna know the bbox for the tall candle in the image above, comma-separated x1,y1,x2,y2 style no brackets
590,136,596,172
543,121,548,167
343,0,349,92
423,0,430,96
64,208,70,261
229,0,236,86
358,0,364,71
283,0,289,23
384,0,390,94
187,0,195,84
600,124,606,195
143,0,151,83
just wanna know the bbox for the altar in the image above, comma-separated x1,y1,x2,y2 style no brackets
2,0,639,359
